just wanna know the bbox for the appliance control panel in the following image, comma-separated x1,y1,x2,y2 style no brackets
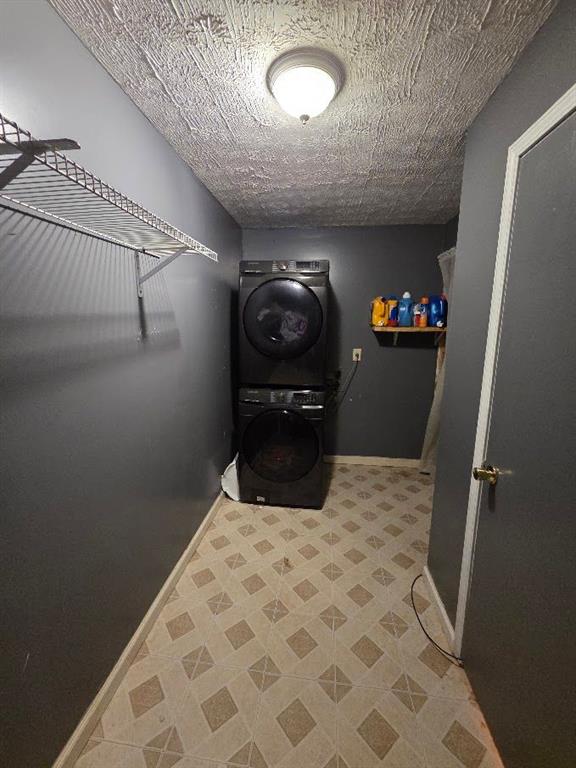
240,260,329,275
291,391,323,405
240,388,325,406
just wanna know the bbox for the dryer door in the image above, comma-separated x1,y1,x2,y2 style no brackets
243,278,323,359
243,409,319,483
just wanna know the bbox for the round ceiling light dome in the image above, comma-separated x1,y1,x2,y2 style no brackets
268,48,344,124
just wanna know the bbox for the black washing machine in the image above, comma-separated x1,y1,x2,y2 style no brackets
238,387,325,509
239,260,329,387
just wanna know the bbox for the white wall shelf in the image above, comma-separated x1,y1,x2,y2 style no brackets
0,112,217,298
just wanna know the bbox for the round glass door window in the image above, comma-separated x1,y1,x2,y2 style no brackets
243,278,323,359
243,410,319,483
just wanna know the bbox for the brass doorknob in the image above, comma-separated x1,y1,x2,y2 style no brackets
473,464,500,486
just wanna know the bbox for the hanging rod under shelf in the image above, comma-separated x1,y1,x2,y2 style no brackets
0,112,217,294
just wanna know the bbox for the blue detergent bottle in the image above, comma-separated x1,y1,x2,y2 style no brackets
429,295,448,327
398,291,413,327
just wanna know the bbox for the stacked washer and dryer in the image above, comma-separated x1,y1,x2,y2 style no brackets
237,259,330,508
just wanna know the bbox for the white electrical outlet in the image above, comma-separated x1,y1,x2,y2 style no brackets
352,348,362,362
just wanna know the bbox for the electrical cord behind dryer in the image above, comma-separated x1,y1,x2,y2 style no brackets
326,360,359,415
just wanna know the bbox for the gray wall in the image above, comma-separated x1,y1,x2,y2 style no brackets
443,215,459,250
0,3,241,767
428,0,576,623
243,226,446,458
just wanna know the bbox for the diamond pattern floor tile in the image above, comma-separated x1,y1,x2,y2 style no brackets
252,676,337,767
75,740,164,768
174,666,260,762
97,655,192,748
73,466,503,768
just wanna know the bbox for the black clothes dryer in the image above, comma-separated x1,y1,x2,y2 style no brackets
238,387,325,509
239,260,329,387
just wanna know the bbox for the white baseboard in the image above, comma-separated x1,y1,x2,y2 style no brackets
422,565,455,650
52,492,224,768
324,455,420,468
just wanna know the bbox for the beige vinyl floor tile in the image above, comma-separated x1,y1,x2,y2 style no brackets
97,655,190,748
172,666,260,763
75,739,162,768
74,466,503,768
336,687,427,767
251,675,338,767
415,696,505,768
145,600,223,661
334,625,404,690
277,569,334,617
264,611,335,679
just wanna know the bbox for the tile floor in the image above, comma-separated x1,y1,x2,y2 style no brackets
75,465,503,768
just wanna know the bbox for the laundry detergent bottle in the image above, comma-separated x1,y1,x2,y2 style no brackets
387,295,399,326
417,296,430,327
429,295,448,327
371,296,387,327
398,291,413,327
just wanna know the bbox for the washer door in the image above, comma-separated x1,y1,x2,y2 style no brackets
243,409,319,483
243,278,323,359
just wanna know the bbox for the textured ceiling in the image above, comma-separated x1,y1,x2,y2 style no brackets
50,0,556,227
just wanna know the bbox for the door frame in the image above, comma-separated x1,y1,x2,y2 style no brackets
453,82,576,656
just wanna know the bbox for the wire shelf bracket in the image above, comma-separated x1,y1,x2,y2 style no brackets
0,112,218,300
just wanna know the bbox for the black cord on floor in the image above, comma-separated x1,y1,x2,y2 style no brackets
410,574,464,666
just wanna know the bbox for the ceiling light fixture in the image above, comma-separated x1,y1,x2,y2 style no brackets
268,48,344,125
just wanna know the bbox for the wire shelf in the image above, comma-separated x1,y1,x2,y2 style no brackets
0,112,217,266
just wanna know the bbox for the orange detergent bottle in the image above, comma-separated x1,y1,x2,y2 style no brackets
418,296,430,327
371,296,387,327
